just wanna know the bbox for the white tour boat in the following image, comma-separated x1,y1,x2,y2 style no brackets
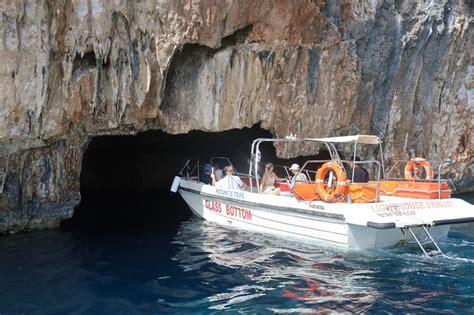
170,135,474,257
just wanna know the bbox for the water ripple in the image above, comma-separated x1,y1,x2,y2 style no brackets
0,215,473,313
166,218,474,313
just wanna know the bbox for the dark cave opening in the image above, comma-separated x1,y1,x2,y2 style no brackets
68,125,329,230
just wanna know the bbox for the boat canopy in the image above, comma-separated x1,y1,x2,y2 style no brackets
308,135,381,145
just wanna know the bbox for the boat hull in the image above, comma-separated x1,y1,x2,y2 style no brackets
177,179,472,250
180,189,350,248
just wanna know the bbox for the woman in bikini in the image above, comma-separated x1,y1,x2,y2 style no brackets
259,163,285,195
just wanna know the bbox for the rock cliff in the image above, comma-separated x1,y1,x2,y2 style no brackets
0,0,472,232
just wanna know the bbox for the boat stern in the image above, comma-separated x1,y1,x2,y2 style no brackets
344,197,474,250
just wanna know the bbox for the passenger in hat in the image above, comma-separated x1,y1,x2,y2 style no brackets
200,163,213,185
289,163,309,188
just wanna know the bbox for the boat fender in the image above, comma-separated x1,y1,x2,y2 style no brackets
315,161,348,202
170,176,181,193
404,158,434,180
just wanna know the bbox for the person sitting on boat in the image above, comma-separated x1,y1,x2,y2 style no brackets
259,163,284,195
346,157,369,183
289,163,309,188
212,163,224,181
211,165,248,191
200,163,213,184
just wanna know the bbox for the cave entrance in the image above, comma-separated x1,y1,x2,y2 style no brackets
71,125,328,230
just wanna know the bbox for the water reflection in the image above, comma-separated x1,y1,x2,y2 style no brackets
0,213,472,313
171,217,382,312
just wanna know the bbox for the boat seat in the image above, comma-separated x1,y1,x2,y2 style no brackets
293,183,321,201
377,180,451,199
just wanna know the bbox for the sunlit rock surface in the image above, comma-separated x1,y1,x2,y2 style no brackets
0,0,472,232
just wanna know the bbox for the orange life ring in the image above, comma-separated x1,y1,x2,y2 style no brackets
315,161,348,202
404,158,434,180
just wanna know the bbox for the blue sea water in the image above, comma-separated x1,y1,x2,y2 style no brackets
0,193,473,314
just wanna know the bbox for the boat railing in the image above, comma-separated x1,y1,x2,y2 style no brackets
209,157,233,170
386,160,453,182
271,164,316,181
299,159,382,181
209,156,252,181
179,157,201,181
300,159,382,202
180,156,260,188
298,160,327,183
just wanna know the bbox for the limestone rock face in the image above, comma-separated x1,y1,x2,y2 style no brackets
0,0,472,232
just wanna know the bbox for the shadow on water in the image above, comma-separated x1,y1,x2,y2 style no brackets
62,191,191,233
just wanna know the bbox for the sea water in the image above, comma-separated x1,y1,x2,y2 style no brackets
0,193,473,314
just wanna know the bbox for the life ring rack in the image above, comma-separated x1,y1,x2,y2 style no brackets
404,158,434,180
315,161,348,202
